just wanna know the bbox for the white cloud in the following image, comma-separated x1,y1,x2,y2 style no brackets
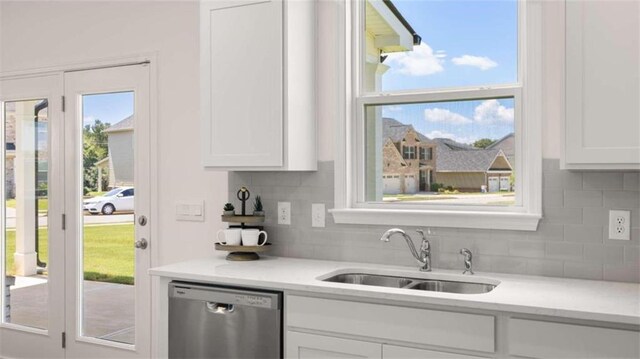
425,130,477,145
385,43,445,76
452,55,498,70
473,99,514,124
83,116,97,125
424,108,472,125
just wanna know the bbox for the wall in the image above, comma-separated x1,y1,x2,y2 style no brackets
0,1,228,265
227,1,640,282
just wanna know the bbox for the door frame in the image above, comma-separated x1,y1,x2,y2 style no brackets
0,54,159,358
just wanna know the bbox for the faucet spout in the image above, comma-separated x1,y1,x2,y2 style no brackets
380,228,431,271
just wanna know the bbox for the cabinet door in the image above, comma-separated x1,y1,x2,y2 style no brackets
383,345,486,359
287,331,381,359
201,0,283,167
565,1,640,169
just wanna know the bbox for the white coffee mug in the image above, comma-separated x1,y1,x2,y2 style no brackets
216,228,242,246
241,229,268,246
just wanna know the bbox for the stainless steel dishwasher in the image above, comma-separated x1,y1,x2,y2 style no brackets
169,281,282,358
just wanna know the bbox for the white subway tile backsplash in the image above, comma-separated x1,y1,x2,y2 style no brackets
508,241,546,258
564,225,604,243
583,173,624,190
603,191,640,209
564,262,604,281
564,190,603,208
623,173,640,191
583,244,624,264
228,159,640,283
546,242,584,261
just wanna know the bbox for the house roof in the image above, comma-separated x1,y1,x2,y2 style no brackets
436,148,505,172
487,132,515,151
383,0,421,45
383,118,430,143
104,115,133,133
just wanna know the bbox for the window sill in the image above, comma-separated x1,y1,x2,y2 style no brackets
329,208,541,231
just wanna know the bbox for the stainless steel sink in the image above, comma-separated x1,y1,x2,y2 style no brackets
405,280,495,294
321,273,496,294
322,273,413,288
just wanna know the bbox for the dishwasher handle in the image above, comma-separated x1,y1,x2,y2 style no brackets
206,302,235,314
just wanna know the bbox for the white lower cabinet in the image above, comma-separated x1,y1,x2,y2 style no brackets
285,332,485,359
286,332,381,359
383,345,485,359
508,318,640,359
285,294,640,359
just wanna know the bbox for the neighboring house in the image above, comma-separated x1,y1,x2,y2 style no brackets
382,118,436,194
96,115,134,190
433,138,513,193
382,118,514,194
486,133,515,166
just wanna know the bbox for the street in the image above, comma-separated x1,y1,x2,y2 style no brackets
4,207,133,229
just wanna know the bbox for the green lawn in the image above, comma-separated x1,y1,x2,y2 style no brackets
6,198,49,212
5,223,134,285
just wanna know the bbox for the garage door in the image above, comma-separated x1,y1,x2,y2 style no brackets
404,175,417,193
500,176,510,191
488,177,499,192
383,175,401,195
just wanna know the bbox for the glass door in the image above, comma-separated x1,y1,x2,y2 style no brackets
64,65,150,358
0,74,65,358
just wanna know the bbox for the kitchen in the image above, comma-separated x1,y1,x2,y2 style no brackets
0,0,639,358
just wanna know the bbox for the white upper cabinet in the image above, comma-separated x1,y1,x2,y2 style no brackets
564,0,640,170
200,0,317,170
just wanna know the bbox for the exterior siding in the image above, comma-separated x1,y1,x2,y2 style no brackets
107,131,134,186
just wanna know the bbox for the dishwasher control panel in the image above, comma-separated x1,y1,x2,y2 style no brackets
234,294,272,308
170,283,280,310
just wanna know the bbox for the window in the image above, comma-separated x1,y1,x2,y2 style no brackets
331,0,542,230
402,145,416,159
420,147,433,161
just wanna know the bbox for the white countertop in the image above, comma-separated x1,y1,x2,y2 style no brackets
149,254,640,325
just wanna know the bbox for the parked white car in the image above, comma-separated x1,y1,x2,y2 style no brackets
83,187,134,215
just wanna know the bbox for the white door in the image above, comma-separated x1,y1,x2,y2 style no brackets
0,74,66,358
64,65,151,358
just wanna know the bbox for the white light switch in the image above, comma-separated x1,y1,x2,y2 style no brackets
176,200,204,222
312,203,325,228
278,202,291,225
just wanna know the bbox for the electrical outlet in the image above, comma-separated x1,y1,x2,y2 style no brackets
609,210,631,240
312,203,325,228
278,202,291,225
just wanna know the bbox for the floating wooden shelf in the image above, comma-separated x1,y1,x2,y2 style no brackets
221,215,265,224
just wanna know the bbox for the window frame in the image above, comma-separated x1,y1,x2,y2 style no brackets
331,0,542,231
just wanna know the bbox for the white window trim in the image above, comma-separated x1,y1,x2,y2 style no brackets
330,0,542,231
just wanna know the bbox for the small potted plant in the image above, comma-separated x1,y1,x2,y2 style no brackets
253,195,264,216
223,203,235,216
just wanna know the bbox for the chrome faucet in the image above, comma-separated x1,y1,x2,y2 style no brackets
459,248,474,275
380,228,431,271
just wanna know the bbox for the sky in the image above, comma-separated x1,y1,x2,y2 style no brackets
82,92,134,127
379,0,518,145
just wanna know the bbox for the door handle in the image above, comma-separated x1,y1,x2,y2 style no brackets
135,238,148,250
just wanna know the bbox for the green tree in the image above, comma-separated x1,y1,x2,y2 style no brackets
83,120,110,194
473,138,495,149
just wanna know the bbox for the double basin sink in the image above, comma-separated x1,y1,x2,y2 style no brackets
322,272,497,294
